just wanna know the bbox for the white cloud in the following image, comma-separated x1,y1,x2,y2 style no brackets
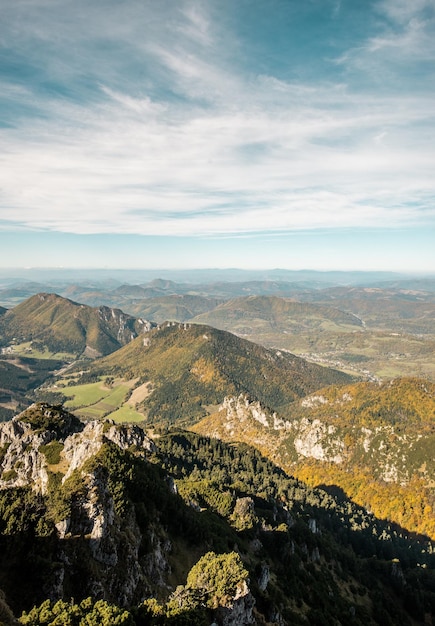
0,0,434,240
337,0,435,73
377,0,435,25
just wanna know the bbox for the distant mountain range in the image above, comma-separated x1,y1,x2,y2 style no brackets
191,294,363,335
17,311,431,544
1,290,435,544
2,281,434,373
0,266,422,286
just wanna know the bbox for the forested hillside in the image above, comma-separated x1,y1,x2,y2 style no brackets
0,293,153,357
193,377,435,540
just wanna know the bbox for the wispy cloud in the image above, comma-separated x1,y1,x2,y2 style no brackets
0,0,434,239
337,0,435,72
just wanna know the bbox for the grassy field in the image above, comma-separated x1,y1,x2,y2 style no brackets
229,328,435,382
62,381,112,408
107,405,145,423
9,341,75,361
59,378,144,422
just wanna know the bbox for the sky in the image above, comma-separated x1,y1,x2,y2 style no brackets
0,0,434,272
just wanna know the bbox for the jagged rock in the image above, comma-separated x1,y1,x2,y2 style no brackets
231,497,257,530
143,534,172,587
104,422,154,453
293,418,344,463
0,404,171,608
219,395,288,432
213,580,255,626
0,418,51,491
0,404,126,493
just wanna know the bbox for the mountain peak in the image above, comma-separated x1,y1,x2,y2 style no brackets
0,403,155,495
0,292,155,357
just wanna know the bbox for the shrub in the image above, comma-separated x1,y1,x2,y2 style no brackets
40,441,64,465
185,551,249,609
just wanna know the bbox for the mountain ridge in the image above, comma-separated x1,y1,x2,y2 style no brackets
192,376,435,539
0,293,154,358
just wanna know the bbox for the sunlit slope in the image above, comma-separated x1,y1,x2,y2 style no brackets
127,294,223,323
0,293,151,357
190,294,435,381
193,376,435,538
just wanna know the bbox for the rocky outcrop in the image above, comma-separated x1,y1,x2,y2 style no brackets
97,306,154,346
292,418,344,463
213,580,255,626
0,403,168,609
62,420,154,481
219,395,289,432
0,405,155,492
0,418,52,492
211,393,427,486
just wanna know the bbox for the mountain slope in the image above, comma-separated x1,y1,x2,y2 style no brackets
192,376,435,539
0,293,154,357
1,403,435,625
77,322,353,426
190,293,435,381
300,286,435,333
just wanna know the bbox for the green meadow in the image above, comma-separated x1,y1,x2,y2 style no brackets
62,381,111,408
10,341,75,361
107,405,145,423
60,379,144,422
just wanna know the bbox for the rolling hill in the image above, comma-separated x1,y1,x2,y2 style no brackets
189,294,435,382
2,279,434,382
127,294,223,323
192,295,363,335
300,286,435,333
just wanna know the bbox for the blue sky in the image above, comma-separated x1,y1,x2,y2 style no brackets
1,0,434,272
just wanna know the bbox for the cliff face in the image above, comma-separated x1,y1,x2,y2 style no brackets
0,404,169,611
0,293,156,357
2,403,435,625
191,384,435,540
198,390,435,485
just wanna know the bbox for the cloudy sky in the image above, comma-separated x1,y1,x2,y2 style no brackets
1,0,434,271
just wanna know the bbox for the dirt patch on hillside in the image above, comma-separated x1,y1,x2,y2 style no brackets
128,381,152,405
